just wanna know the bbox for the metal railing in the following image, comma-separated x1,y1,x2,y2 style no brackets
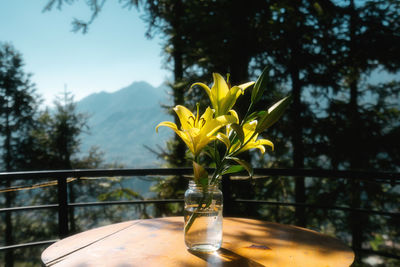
1,168,399,260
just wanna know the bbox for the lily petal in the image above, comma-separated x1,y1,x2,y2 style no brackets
174,105,195,130
203,114,237,138
156,104,237,157
220,86,242,114
228,109,239,123
180,131,196,152
200,107,214,123
216,132,230,149
255,145,266,154
257,139,274,151
243,121,258,142
191,82,211,99
238,81,255,91
211,73,230,114
155,121,178,133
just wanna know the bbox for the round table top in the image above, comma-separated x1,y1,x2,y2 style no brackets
42,217,354,267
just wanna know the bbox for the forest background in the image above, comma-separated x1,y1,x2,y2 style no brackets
1,0,400,266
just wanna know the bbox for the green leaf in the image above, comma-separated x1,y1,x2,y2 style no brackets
230,123,245,143
227,157,253,178
245,110,266,123
251,66,270,104
256,95,292,133
221,165,245,175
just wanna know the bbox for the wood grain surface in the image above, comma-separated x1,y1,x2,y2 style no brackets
42,217,354,267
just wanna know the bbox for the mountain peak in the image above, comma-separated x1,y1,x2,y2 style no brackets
78,81,166,113
77,81,173,167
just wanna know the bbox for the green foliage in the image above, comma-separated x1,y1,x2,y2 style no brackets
226,157,253,178
0,43,123,266
22,90,107,171
251,66,270,104
0,43,40,171
255,95,292,133
52,91,88,169
0,42,42,267
221,165,244,175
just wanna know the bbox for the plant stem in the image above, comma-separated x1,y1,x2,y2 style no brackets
184,190,213,233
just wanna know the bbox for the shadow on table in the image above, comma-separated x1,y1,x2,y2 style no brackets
225,217,352,254
189,248,265,267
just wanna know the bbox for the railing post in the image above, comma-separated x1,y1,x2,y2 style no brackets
5,178,15,267
222,175,233,216
57,177,69,238
295,176,306,227
350,178,362,259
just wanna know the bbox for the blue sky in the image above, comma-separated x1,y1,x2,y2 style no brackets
0,0,168,106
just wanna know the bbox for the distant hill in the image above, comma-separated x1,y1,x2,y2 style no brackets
76,81,173,167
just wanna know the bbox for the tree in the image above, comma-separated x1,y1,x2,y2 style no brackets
0,43,40,171
246,0,340,226
2,89,128,265
52,91,88,169
327,0,400,256
0,42,41,267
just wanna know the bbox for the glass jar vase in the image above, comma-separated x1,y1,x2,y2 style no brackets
184,180,223,252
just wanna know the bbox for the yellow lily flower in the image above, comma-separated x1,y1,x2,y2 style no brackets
156,105,237,156
191,73,254,116
220,120,274,155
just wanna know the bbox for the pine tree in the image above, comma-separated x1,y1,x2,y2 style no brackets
0,42,40,267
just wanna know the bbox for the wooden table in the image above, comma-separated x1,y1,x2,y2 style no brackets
42,217,354,267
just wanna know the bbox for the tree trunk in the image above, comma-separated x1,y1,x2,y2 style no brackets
288,4,306,227
171,0,186,167
228,0,251,115
290,64,306,227
348,0,362,254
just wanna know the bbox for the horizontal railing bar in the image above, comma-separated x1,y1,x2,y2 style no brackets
235,199,400,217
0,168,193,180
2,198,398,218
251,168,400,181
70,199,183,207
233,175,400,185
0,204,58,213
0,240,58,252
0,200,183,213
0,168,399,182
